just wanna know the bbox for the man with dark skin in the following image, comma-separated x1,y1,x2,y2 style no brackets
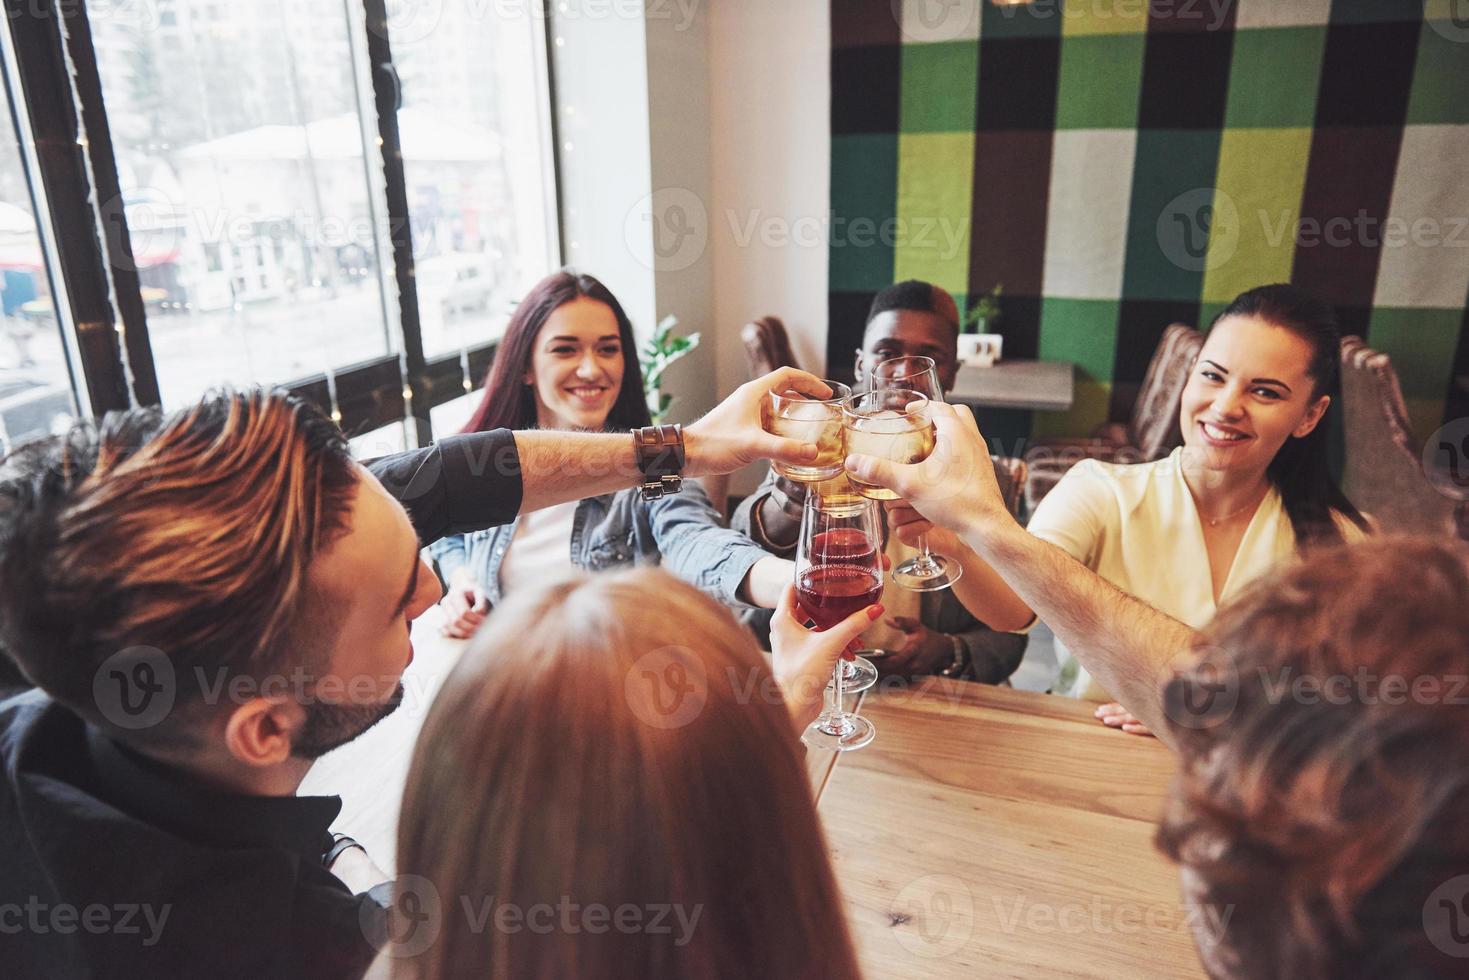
732,281,1027,684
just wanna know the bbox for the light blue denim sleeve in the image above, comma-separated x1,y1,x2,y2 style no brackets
647,483,772,610
426,533,470,583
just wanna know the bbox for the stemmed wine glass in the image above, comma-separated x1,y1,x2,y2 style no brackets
797,487,882,752
868,355,963,591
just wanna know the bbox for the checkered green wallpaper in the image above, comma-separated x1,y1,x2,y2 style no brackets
828,0,1469,445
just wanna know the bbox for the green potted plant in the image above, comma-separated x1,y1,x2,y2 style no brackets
960,283,1004,367
640,314,701,423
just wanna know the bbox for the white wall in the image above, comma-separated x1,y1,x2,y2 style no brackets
707,0,831,385
708,0,830,491
552,1,830,492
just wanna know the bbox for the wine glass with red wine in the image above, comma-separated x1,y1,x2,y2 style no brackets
797,487,882,752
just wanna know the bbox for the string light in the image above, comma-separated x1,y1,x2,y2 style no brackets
324,362,343,428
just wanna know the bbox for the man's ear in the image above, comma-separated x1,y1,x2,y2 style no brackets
1294,394,1330,439
223,696,302,768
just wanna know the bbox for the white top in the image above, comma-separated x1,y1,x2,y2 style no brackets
497,500,579,597
1028,448,1365,700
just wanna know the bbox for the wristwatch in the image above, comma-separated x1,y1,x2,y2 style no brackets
634,424,686,501
939,635,971,678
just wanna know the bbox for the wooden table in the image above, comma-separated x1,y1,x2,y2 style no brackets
950,359,1075,412
812,679,1206,979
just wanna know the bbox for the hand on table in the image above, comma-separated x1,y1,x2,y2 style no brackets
439,579,488,639
1095,702,1155,738
684,367,831,476
877,616,952,679
770,583,883,732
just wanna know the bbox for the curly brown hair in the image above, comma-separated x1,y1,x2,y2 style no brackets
1157,536,1469,978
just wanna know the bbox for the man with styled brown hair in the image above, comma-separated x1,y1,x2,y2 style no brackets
0,369,827,979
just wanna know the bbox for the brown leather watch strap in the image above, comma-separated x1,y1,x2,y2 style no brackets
634,424,685,500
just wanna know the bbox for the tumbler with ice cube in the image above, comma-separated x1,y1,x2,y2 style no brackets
765,381,853,482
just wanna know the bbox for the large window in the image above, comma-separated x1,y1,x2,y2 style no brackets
388,0,558,360
0,50,77,452
90,1,397,406
3,0,559,444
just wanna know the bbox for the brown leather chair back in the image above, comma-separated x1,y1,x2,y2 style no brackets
1337,336,1463,536
742,316,799,378
991,455,1026,518
1126,322,1204,460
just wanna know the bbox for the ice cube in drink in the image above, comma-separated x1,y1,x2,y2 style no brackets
771,399,843,482
842,410,935,500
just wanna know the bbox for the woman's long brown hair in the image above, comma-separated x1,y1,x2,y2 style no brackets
392,568,863,980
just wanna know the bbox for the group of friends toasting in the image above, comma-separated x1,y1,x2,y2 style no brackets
0,267,1463,979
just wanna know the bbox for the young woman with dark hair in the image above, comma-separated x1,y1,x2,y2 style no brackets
888,283,1369,732
429,270,791,636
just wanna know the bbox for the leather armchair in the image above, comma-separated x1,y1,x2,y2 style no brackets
741,316,800,377
1338,336,1468,539
1024,323,1203,511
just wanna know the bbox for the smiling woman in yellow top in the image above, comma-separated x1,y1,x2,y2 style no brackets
891,284,1370,732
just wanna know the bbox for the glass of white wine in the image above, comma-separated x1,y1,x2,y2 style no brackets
870,355,964,591
765,381,853,483
840,389,936,501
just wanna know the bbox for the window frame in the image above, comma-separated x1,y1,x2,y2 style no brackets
2,0,562,441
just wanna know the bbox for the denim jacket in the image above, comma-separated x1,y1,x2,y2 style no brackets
428,481,767,610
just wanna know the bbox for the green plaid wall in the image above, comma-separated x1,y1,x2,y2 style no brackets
829,0,1469,445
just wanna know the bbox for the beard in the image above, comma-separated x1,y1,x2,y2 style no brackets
292,681,406,760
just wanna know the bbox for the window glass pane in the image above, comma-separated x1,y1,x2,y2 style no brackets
348,420,407,461
388,2,558,358
1,78,78,452
429,389,480,438
90,1,396,407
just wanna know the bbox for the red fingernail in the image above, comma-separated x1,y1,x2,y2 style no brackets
866,604,885,621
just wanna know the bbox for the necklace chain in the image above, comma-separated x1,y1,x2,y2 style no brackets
1204,491,1265,527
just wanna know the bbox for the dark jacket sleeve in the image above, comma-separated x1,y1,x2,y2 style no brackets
924,590,1028,685
729,468,802,559
365,430,523,545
